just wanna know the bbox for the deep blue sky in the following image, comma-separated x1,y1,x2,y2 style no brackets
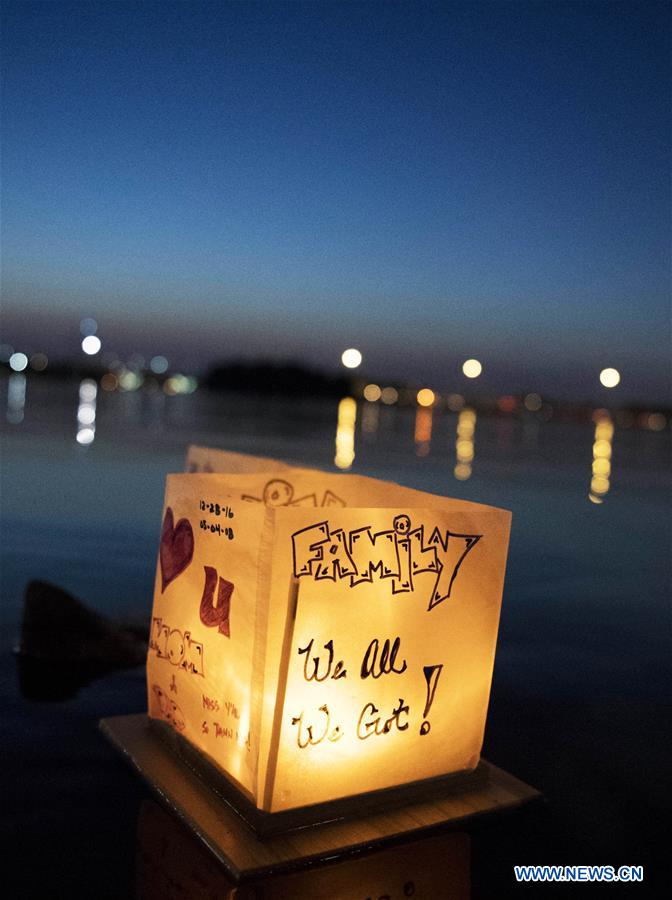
2,1,670,402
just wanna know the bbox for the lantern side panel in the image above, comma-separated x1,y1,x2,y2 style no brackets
252,473,506,802
146,473,268,799
264,505,510,812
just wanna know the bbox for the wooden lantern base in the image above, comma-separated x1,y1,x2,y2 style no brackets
100,713,540,883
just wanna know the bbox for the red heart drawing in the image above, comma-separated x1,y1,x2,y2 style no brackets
160,507,194,592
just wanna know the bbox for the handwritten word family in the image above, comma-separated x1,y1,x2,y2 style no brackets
292,515,481,611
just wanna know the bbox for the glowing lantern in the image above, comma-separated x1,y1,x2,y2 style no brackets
146,446,511,814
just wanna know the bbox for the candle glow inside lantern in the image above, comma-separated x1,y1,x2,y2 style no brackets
146,446,511,814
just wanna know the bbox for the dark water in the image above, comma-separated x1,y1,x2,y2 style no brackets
1,376,669,897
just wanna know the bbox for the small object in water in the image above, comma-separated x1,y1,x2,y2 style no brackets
16,580,147,701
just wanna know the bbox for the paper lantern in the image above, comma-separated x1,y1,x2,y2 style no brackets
146,446,510,814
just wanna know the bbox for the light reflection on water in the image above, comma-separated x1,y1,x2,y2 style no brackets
334,396,357,470
76,379,97,445
454,408,476,481
1,376,669,515
6,373,26,424
589,413,614,503
361,399,379,438
414,405,433,457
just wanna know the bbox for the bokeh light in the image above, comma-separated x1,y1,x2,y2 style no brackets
100,373,118,391
334,396,357,469
341,348,362,369
77,405,96,425
416,388,435,407
79,379,97,402
599,367,620,388
76,427,95,445
150,355,169,374
646,413,666,432
589,413,614,503
497,395,517,413
82,335,102,355
76,379,97,446
119,370,143,392
462,358,482,379
9,352,28,372
414,405,433,456
454,407,476,480
6,372,26,424
363,383,381,402
380,386,398,405
524,392,542,412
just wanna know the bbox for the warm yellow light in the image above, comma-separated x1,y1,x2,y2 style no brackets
592,458,611,477
363,383,382,402
588,413,614,503
416,388,435,407
455,408,476,473
595,421,614,441
456,439,474,462
462,359,482,379
590,475,610,494
599,367,620,388
334,396,357,469
593,439,612,459
457,419,475,438
380,386,398,405
341,348,362,369
147,449,512,815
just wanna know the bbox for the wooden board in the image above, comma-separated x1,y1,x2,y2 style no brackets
101,713,540,883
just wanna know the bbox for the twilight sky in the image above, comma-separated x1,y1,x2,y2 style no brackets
1,1,670,403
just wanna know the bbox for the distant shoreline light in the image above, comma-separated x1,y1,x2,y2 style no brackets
462,359,482,379
599,367,621,388
9,351,28,372
82,335,102,355
341,348,362,369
